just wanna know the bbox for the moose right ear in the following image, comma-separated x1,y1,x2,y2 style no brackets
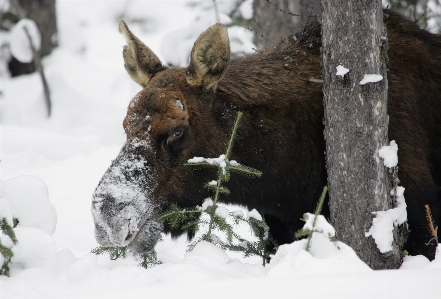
186,23,230,91
119,20,165,87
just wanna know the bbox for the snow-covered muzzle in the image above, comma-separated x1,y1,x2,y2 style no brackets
91,138,163,253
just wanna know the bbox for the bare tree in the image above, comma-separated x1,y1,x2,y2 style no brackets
321,1,406,269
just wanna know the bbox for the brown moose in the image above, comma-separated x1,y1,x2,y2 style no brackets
92,10,441,261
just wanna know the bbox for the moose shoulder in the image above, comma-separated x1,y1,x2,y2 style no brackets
92,10,441,260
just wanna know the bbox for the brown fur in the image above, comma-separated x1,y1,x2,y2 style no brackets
104,10,441,259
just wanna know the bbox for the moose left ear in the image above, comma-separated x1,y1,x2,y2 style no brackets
186,24,230,91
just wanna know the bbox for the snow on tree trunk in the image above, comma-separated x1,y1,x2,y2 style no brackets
321,1,405,269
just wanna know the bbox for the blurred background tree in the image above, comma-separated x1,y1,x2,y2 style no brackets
1,0,57,76
251,0,440,48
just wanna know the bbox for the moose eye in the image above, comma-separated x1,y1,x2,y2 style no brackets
165,126,189,153
174,129,183,137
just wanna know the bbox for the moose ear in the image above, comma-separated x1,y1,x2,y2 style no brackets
119,20,166,87
186,23,230,91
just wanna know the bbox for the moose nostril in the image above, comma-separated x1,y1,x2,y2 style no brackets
125,231,134,241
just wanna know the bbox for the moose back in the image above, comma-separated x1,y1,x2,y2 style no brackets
92,11,441,260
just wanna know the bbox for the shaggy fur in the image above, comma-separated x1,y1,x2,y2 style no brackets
100,10,440,260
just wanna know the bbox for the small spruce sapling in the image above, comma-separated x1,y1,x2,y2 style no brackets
158,111,277,265
1,218,19,276
424,204,439,247
91,245,162,269
295,186,338,251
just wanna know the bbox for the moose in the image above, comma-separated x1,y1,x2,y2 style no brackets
92,10,441,261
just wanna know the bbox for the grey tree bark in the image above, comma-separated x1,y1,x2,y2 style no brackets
321,1,406,269
252,0,320,48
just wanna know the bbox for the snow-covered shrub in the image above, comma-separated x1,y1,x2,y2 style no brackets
295,186,339,253
159,112,276,265
0,175,58,276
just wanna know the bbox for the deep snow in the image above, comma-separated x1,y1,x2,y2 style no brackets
1,1,440,298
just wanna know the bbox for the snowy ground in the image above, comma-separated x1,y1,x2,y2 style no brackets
1,1,440,298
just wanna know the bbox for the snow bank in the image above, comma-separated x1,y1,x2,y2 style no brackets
1,176,56,235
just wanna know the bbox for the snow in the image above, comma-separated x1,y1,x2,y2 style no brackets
336,65,349,77
247,208,262,221
359,74,383,85
232,210,244,218
215,206,230,219
1,1,440,298
239,0,254,20
367,141,407,253
9,18,41,63
2,176,57,235
200,198,214,211
379,140,398,167
366,186,407,253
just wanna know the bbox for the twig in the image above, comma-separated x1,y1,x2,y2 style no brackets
309,78,324,84
251,18,268,42
424,204,439,246
212,0,220,23
265,0,318,18
23,26,51,117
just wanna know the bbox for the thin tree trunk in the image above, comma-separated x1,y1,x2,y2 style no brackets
321,1,404,269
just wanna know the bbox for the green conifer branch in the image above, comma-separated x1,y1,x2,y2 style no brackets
225,111,243,159
229,164,262,178
305,186,328,251
139,251,162,269
1,217,19,276
1,219,17,244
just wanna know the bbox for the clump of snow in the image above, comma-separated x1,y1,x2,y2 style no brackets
302,213,336,238
359,74,383,85
231,210,244,218
299,213,340,258
365,186,407,253
215,206,230,219
199,198,214,211
9,18,41,63
188,154,229,174
336,65,349,77
238,0,253,19
400,255,431,270
10,227,58,274
1,176,57,235
379,140,398,167
247,209,262,221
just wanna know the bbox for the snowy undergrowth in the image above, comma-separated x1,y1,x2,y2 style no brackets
1,1,441,298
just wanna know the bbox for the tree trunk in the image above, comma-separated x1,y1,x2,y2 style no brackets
252,0,320,48
321,1,405,269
